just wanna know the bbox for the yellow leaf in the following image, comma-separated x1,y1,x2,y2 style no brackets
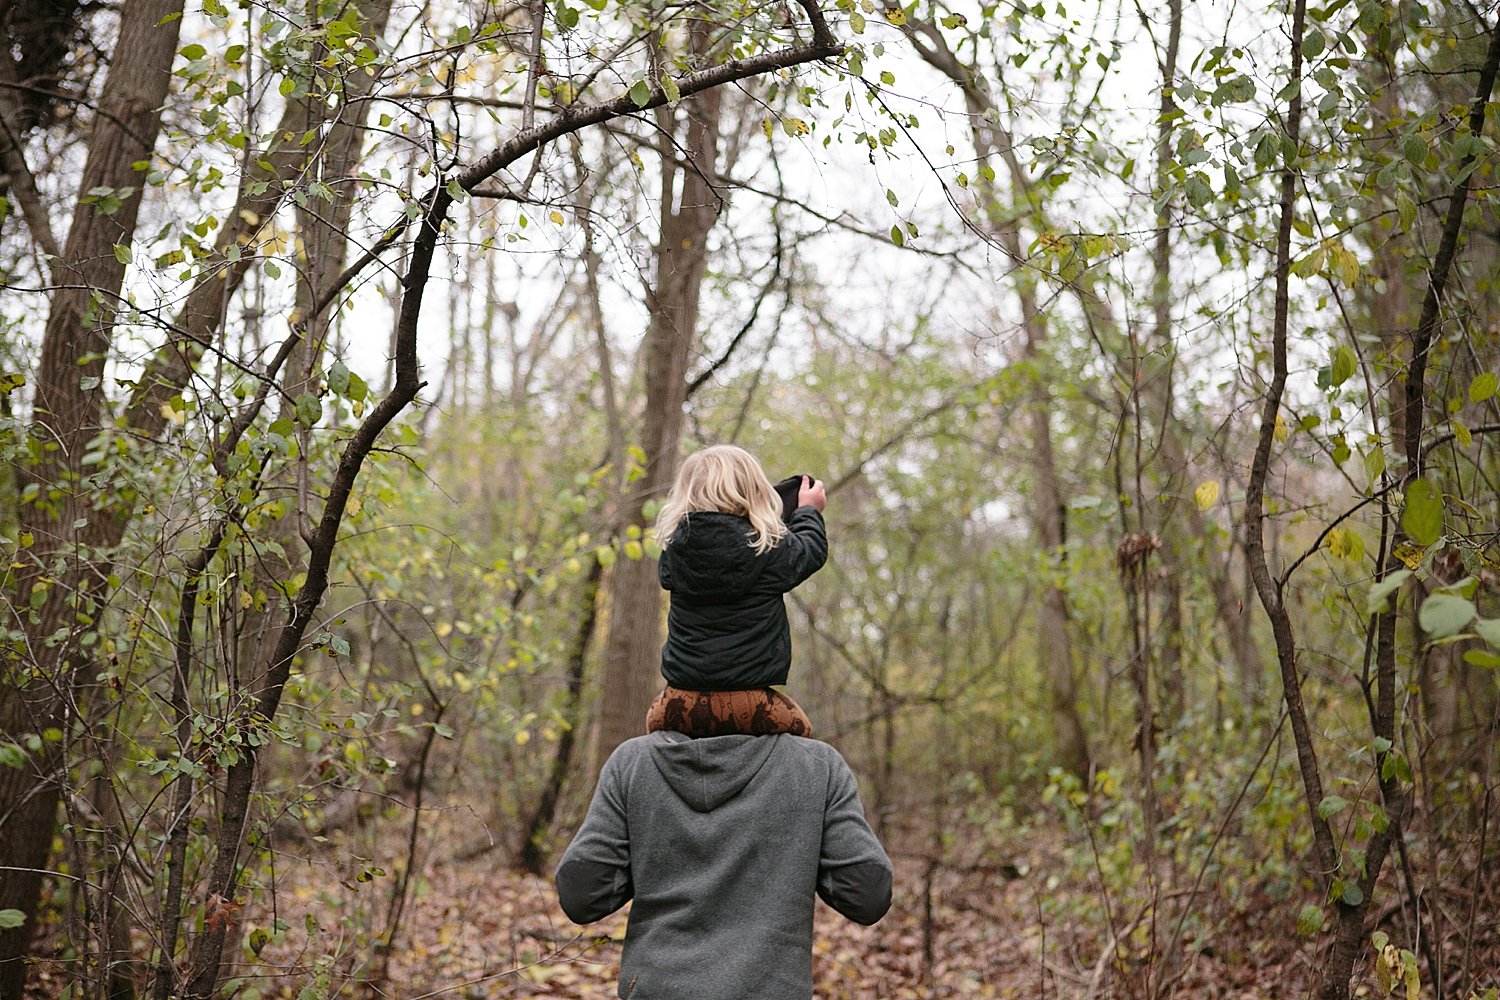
435,621,453,638
514,729,531,746
1333,244,1360,287
1325,527,1350,558
883,6,907,24
238,208,259,226
781,117,809,137
548,210,565,226
160,402,185,425
1273,413,1290,442
761,117,773,140
1393,542,1424,569
1194,480,1220,510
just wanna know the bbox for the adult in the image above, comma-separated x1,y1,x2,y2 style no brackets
556,730,892,999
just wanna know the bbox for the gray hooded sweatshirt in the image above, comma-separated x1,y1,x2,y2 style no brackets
555,732,892,1000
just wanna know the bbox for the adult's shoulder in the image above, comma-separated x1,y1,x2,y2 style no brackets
598,734,660,775
776,735,854,771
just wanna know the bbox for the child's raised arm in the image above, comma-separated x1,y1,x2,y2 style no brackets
773,480,827,590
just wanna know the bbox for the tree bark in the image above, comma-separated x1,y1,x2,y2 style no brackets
0,3,182,996
1145,0,1186,734
594,26,730,761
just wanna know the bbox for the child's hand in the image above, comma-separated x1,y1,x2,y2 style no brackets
798,476,826,512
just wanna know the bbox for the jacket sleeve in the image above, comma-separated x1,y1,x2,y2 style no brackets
555,751,634,924
771,506,828,592
816,752,893,926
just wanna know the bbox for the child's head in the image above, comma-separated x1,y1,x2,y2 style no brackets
657,445,789,555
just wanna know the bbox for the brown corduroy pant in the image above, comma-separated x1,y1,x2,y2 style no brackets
645,685,814,738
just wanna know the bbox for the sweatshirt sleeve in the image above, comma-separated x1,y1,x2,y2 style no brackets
816,752,893,926
555,751,634,924
772,506,828,592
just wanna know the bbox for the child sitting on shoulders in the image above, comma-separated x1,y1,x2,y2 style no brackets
646,444,827,738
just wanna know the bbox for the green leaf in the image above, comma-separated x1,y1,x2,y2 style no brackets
1462,649,1500,668
660,73,680,106
0,910,24,930
1316,794,1349,820
1417,593,1475,640
295,392,322,426
1469,371,1497,403
1297,904,1325,936
890,225,905,247
1329,344,1357,387
628,79,651,108
1365,570,1410,615
1473,617,1500,648
180,43,207,60
1340,881,1364,906
113,244,132,265
1362,445,1385,487
1290,247,1324,278
1400,477,1441,547
327,361,350,397
1404,134,1427,166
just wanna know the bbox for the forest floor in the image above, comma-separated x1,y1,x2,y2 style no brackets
26,815,1496,997
235,831,1332,999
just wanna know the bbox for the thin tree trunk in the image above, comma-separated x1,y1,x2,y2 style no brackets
0,4,183,995
518,558,603,874
1241,4,1379,998
1346,21,1500,998
595,26,730,761
1146,0,1185,736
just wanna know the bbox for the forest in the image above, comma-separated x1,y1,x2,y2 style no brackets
0,0,1497,997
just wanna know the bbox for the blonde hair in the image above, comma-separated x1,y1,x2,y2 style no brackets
656,445,788,555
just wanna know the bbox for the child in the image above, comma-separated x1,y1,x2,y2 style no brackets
647,444,827,737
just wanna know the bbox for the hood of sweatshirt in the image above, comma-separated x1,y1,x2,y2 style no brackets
647,733,780,812
658,512,764,600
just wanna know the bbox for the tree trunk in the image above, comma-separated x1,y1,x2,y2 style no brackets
594,28,729,762
518,558,603,874
0,3,182,995
1145,0,1186,736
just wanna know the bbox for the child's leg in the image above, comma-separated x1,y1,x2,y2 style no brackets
645,686,814,737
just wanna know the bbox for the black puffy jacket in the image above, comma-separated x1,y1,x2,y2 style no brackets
658,507,827,690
